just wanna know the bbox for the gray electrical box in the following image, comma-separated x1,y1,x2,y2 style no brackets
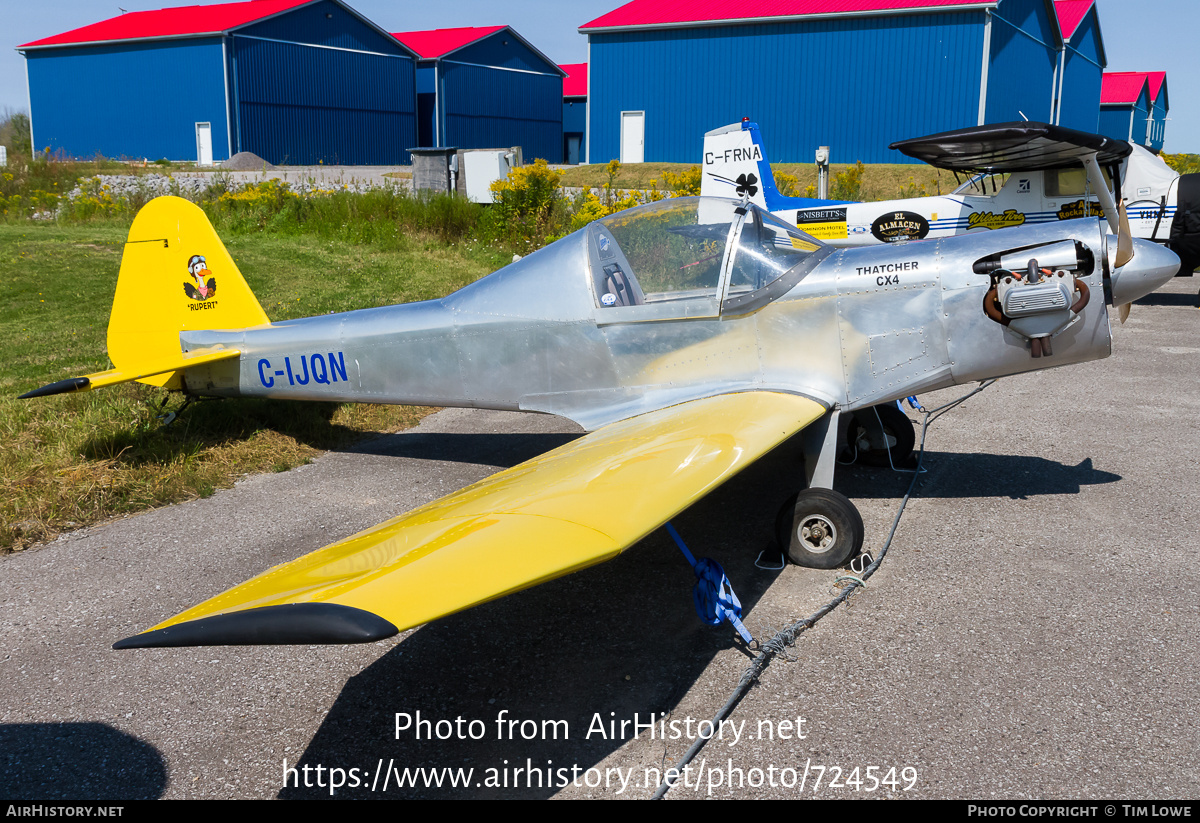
408,147,459,194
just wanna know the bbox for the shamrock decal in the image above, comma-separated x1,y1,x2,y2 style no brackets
735,173,759,197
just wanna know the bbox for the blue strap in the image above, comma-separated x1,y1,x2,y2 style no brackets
665,523,753,644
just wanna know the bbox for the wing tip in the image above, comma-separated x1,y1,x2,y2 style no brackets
19,377,91,399
113,603,399,649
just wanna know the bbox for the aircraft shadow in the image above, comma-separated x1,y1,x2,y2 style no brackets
81,399,579,471
277,443,804,800
1134,291,1198,307
0,722,167,800
81,397,349,466
836,453,1121,500
348,429,583,467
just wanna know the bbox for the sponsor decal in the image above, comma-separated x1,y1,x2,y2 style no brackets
849,225,870,234
784,235,821,251
871,211,929,243
967,209,1027,231
1056,200,1105,221
796,222,847,240
183,253,217,305
1017,179,1031,194
795,209,848,239
795,207,847,224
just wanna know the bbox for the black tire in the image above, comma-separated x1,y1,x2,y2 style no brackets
847,404,916,468
775,488,864,569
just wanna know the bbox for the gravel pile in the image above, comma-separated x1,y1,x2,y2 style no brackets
220,151,276,171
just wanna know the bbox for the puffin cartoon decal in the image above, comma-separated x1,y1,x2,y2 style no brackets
183,254,217,301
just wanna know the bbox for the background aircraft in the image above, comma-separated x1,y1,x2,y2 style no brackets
700,120,1200,282
19,193,1178,649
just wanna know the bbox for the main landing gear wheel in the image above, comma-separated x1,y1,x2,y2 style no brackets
847,404,916,468
775,488,864,569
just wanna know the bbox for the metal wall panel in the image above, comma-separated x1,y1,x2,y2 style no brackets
1148,97,1166,151
563,97,587,163
1057,10,1102,134
237,0,412,55
588,11,986,166
26,38,229,161
441,63,562,162
563,99,586,135
1098,107,1135,143
232,36,416,165
984,0,1057,123
453,32,557,75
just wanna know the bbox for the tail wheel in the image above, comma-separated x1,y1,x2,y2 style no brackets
775,488,864,569
847,404,916,468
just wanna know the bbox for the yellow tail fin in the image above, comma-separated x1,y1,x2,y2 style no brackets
107,196,269,389
20,196,269,399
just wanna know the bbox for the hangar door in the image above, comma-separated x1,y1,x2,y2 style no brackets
231,36,416,165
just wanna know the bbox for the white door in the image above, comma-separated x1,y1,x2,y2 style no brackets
620,111,644,164
195,122,213,166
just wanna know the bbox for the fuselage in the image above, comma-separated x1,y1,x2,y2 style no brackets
788,161,1179,248
179,198,1174,432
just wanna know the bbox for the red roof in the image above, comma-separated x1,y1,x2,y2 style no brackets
581,0,997,31
391,26,506,59
1101,73,1150,106
1052,0,1092,41
560,63,587,97
1145,71,1167,103
20,0,312,49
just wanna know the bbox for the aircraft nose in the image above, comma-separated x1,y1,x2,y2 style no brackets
1109,238,1180,306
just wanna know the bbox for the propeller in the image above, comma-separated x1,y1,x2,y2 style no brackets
1114,201,1134,324
1115,201,1134,269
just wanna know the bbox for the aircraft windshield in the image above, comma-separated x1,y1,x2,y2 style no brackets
728,209,823,296
593,198,736,305
952,172,1009,196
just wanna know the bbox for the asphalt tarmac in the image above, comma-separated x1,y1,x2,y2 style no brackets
2,277,1197,800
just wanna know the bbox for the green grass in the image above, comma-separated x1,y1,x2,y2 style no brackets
560,161,952,201
559,162,695,191
0,222,510,552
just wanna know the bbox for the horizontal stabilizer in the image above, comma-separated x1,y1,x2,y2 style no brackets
19,346,241,399
115,391,826,648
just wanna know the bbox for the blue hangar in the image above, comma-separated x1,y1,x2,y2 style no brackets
580,0,1108,164
19,0,420,165
392,26,566,164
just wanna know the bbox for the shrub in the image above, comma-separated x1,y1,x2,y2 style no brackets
830,161,866,201
774,169,801,197
489,159,565,248
0,109,33,158
1163,153,1200,175
898,176,928,199
660,165,702,195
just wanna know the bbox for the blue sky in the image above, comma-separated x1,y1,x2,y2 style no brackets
1,0,1195,153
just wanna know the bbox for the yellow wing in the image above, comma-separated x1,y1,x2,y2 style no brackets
114,391,826,648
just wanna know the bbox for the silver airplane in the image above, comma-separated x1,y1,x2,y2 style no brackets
20,194,1178,649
